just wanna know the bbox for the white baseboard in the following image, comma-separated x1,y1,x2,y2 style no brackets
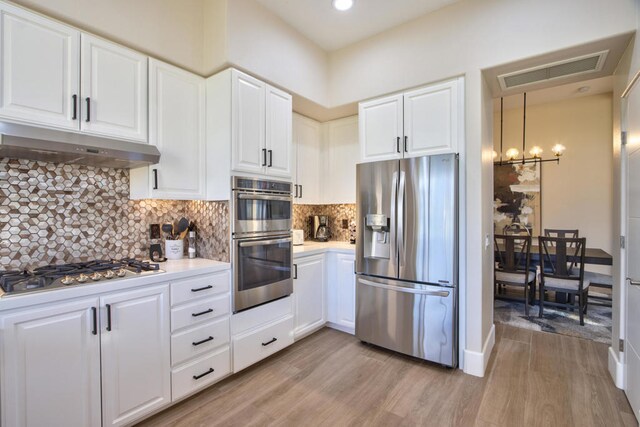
608,346,625,389
326,321,355,335
463,324,495,377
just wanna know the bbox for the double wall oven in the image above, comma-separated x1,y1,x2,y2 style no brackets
232,177,293,312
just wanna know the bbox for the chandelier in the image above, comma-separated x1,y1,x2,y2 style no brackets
493,93,565,165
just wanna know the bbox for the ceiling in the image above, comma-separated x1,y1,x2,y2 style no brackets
255,0,461,51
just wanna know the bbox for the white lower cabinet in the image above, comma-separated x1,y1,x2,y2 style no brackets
100,285,171,427
233,315,294,372
0,298,101,427
169,270,232,402
293,254,325,339
327,252,356,334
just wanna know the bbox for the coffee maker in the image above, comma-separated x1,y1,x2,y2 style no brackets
310,215,331,242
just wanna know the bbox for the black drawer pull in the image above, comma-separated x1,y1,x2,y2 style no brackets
192,368,214,380
192,308,213,317
191,285,213,292
192,336,214,346
262,337,277,346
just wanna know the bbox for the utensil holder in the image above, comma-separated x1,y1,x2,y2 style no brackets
165,239,184,260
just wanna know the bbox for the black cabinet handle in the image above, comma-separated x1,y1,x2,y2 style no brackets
404,136,408,152
192,336,214,346
262,148,267,166
106,304,112,331
91,307,97,335
268,150,273,167
396,136,400,153
72,95,78,120
192,368,214,380
294,184,298,198
293,263,298,279
262,337,278,346
191,285,213,292
152,169,158,190
299,185,303,198
192,308,213,317
85,97,91,122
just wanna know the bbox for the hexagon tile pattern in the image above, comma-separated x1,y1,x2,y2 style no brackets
293,204,356,241
0,158,229,270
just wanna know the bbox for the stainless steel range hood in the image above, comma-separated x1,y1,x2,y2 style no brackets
0,122,160,168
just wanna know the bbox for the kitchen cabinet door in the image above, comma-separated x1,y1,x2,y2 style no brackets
327,253,356,334
0,298,101,427
359,94,403,163
231,69,266,175
100,285,170,427
293,114,322,204
265,84,293,179
324,116,359,204
403,78,462,157
0,2,80,130
293,254,325,339
80,33,148,142
146,59,206,200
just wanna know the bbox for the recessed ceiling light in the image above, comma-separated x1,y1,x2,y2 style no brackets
332,0,354,11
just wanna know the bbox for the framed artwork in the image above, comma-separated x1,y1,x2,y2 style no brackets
494,162,541,236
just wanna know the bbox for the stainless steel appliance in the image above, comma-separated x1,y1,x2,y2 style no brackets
231,177,293,312
310,215,331,242
0,259,162,297
355,154,458,367
0,122,160,168
232,176,292,237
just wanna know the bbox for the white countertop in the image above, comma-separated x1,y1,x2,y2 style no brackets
293,241,356,257
0,258,230,312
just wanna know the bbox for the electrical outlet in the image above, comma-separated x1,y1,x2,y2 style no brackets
150,224,161,239
342,219,349,229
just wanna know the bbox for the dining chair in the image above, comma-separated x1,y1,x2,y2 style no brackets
538,236,590,325
503,223,531,236
544,229,612,306
494,234,536,316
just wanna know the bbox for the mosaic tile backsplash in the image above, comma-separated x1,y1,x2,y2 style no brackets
293,204,356,242
0,159,229,270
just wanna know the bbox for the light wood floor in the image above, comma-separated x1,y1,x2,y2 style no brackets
138,326,637,427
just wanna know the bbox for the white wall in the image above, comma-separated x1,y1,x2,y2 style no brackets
10,0,208,75
224,0,329,106
494,94,614,271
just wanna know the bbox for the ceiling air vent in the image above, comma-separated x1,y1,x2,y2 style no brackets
498,50,609,90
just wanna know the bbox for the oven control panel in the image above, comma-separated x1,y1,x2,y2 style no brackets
233,177,291,194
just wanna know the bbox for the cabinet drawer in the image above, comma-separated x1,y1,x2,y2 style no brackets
171,271,230,307
231,296,292,335
171,295,230,332
171,347,231,401
233,315,294,373
171,318,230,367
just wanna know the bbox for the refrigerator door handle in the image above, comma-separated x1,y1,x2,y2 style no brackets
390,170,398,271
359,278,450,297
398,170,406,267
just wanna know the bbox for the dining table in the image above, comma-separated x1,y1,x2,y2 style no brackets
495,244,613,266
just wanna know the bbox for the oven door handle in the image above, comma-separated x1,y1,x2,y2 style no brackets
239,237,292,247
237,193,291,202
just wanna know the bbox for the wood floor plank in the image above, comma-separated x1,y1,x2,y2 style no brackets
138,327,637,427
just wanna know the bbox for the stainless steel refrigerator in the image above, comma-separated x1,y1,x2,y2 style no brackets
355,154,458,367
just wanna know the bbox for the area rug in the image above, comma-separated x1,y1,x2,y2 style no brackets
494,299,612,344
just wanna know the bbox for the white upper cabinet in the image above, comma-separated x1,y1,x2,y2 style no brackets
100,285,170,427
292,113,322,204
404,79,461,157
0,2,80,130
232,71,266,175
359,77,463,163
130,59,205,200
206,68,293,199
324,116,359,204
265,84,293,178
359,94,403,162
80,34,148,142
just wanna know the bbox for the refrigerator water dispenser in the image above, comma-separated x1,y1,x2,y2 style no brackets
364,214,390,259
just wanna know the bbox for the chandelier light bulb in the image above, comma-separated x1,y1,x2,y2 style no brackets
551,144,566,157
492,150,498,160
332,0,354,11
505,148,519,160
528,146,543,158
